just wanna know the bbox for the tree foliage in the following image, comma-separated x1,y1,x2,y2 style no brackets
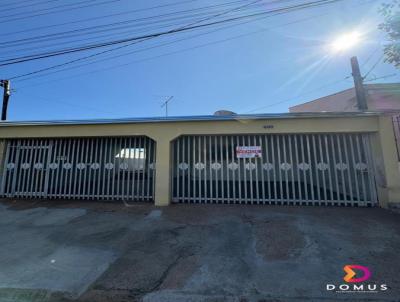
379,0,400,68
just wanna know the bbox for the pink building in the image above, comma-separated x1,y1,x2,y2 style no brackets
289,83,400,113
290,83,400,159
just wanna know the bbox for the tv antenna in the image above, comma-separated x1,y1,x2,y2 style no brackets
161,96,174,117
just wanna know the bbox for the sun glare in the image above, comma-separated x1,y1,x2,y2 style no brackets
331,31,362,52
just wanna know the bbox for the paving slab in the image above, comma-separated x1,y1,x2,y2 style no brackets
0,200,399,302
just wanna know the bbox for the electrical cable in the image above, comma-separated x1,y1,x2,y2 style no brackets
0,0,344,66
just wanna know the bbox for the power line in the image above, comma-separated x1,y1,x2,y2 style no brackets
12,10,336,82
0,0,61,11
243,78,351,113
8,0,262,79
0,0,345,66
0,0,124,24
11,0,369,84
0,0,199,37
363,53,385,80
0,0,256,48
14,12,354,88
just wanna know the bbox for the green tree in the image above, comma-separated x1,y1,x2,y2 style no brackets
379,0,400,68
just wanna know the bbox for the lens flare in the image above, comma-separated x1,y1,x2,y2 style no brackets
331,31,362,52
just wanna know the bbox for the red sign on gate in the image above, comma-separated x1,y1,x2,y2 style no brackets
236,146,262,158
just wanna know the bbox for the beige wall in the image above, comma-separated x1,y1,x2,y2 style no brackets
0,114,399,207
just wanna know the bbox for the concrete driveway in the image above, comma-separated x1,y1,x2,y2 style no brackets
0,200,399,302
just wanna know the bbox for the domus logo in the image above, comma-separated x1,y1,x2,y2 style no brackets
343,265,371,283
326,265,388,293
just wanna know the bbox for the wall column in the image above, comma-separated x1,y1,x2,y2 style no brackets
153,136,173,206
0,140,6,192
372,115,400,207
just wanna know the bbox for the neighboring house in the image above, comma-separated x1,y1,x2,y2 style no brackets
289,83,400,113
290,83,400,160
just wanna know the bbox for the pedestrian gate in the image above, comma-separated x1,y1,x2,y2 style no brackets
1,137,156,201
172,133,378,206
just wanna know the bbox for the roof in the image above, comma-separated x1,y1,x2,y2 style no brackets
289,83,400,113
0,111,381,127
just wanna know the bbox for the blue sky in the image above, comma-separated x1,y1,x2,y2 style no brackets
1,0,399,121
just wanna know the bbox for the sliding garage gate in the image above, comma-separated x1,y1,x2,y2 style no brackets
172,133,378,206
0,137,156,201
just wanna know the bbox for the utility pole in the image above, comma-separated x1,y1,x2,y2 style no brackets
0,80,11,121
350,56,368,111
161,96,174,117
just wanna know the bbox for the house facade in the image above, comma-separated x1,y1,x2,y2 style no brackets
0,112,399,208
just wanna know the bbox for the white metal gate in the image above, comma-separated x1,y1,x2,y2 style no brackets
1,137,156,201
172,133,378,206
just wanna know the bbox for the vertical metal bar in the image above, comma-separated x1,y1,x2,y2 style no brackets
363,134,378,204
253,135,260,203
86,138,93,199
208,136,212,203
336,134,347,203
146,137,151,200
19,140,28,197
294,135,301,202
193,136,196,202
5,141,15,197
130,136,136,199
94,138,101,199
57,139,65,199
299,135,308,201
198,136,202,203
270,135,277,202
276,135,283,202
0,140,10,196
282,135,289,202
342,135,354,204
235,135,241,202
264,135,271,203
72,138,79,198
323,135,334,202
117,137,123,199
126,137,132,200
186,136,190,202
225,136,230,203
247,136,253,204
66,139,74,198
82,138,89,199
349,134,361,203
355,134,367,203
330,135,340,202
311,135,321,204
10,140,21,198
32,139,42,198
54,139,63,198
108,137,114,199
34,140,44,197
43,140,52,198
121,137,126,200
176,138,180,202
317,135,327,203
220,135,225,203
241,136,248,204
181,137,186,202
0,141,10,196
140,137,145,200
203,136,207,203
16,139,26,197
305,135,314,203
59,139,68,198
213,136,218,203
51,139,59,198
79,138,87,199
230,135,236,203
287,135,294,202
